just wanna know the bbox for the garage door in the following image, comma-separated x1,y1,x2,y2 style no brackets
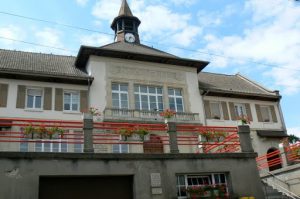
39,176,133,199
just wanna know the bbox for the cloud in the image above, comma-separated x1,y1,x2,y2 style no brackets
0,25,23,45
169,0,196,7
92,0,120,22
76,0,89,6
287,127,300,137
202,0,300,94
80,33,113,46
35,28,64,47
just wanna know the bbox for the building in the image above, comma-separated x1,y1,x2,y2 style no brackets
0,0,288,198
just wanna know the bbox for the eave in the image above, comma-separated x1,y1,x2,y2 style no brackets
0,70,93,85
75,46,209,73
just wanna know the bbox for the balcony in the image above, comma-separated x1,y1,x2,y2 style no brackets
103,108,200,123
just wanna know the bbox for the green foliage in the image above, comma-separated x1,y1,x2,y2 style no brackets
289,134,300,144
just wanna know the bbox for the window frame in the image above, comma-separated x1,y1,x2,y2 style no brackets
112,83,129,109
35,140,68,152
25,87,44,110
134,84,164,111
63,90,80,112
168,88,184,112
112,144,129,153
209,101,223,120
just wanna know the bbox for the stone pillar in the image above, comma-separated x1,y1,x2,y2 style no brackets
238,125,254,153
83,113,94,153
278,143,288,168
168,122,179,153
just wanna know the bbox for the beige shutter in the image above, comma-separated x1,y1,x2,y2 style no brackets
16,85,26,109
43,87,52,110
270,105,278,123
255,104,263,122
55,88,63,111
245,103,253,121
221,101,229,120
0,84,8,107
80,90,88,113
204,100,211,119
229,102,236,120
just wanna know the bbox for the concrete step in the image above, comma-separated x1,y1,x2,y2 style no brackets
263,182,293,199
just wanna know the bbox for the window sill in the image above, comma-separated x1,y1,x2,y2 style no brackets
63,111,82,115
24,109,43,112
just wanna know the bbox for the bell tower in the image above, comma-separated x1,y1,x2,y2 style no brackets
111,0,141,44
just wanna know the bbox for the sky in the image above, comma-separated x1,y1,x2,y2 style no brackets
0,0,299,136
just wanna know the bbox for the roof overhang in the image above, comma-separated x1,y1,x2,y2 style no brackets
200,89,281,102
0,70,93,85
111,15,141,30
75,46,209,73
257,130,288,138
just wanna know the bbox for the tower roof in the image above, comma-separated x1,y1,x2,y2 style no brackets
118,0,133,17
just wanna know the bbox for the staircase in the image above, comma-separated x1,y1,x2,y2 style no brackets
263,182,293,199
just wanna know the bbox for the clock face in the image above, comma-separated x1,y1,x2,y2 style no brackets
125,33,136,43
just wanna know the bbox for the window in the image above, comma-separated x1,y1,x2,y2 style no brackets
35,140,67,152
168,88,184,112
112,83,129,109
20,138,29,152
134,85,163,111
112,144,129,153
26,88,43,109
74,133,83,153
177,173,228,198
64,91,80,111
124,20,134,31
210,102,222,120
261,106,272,122
234,103,246,117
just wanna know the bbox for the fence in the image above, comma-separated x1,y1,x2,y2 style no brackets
0,117,241,154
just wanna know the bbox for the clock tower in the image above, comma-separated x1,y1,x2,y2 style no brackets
111,0,141,44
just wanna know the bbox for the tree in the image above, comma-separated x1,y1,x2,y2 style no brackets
289,134,300,144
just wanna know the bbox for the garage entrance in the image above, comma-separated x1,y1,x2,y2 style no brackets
39,176,133,199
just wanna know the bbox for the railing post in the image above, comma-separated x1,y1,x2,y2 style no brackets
168,122,179,153
238,125,254,153
83,113,94,153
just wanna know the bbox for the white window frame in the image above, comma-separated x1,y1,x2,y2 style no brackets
134,85,163,111
209,101,223,120
177,173,228,199
168,88,184,112
112,144,129,153
25,87,43,110
112,83,129,109
63,90,80,112
260,105,272,123
35,140,68,152
234,103,247,117
73,133,83,153
20,138,29,152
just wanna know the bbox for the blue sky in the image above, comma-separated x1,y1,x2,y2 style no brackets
0,0,299,136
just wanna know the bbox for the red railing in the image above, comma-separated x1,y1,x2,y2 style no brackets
0,118,240,153
286,142,300,163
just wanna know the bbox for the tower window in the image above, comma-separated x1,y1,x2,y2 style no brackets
117,21,123,31
124,20,134,31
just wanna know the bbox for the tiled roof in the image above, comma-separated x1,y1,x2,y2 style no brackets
198,72,278,97
101,41,177,58
0,49,89,79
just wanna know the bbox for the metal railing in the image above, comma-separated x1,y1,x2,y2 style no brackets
0,118,240,154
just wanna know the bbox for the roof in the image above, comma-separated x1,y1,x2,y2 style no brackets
257,130,288,138
0,49,90,84
75,42,209,73
198,72,280,101
101,41,177,58
118,0,133,17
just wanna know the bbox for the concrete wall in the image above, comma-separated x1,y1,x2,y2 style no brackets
0,152,264,199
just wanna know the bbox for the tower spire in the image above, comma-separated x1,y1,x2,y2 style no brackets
111,0,141,44
118,0,133,17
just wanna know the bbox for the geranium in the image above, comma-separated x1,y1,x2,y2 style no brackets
116,127,135,137
237,115,250,125
159,109,176,119
89,107,101,117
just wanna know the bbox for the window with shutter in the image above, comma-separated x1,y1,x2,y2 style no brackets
0,84,8,107
260,106,272,122
26,88,43,110
209,102,222,120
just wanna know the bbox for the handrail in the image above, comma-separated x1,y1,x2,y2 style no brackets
263,178,300,199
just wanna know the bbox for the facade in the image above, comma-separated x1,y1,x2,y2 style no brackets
0,0,288,198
